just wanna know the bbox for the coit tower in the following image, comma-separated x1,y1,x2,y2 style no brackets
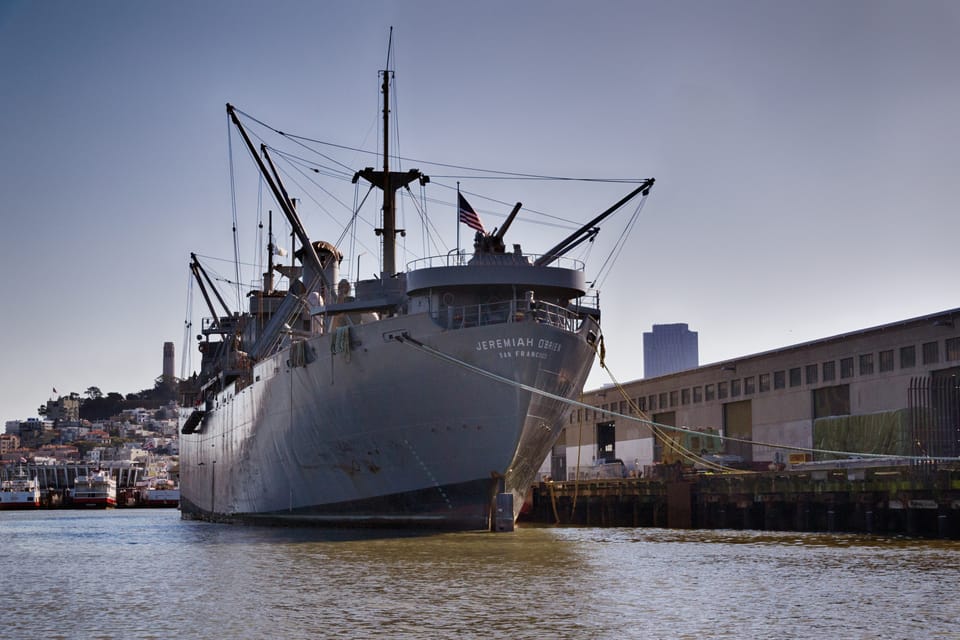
163,342,175,381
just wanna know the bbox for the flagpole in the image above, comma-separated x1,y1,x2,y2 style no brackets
456,181,461,264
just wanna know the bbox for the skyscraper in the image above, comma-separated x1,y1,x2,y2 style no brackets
643,323,698,378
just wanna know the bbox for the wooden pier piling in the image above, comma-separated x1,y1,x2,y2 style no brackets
521,463,960,539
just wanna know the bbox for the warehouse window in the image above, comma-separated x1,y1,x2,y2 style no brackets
805,364,818,385
718,382,728,399
823,361,836,382
744,376,755,395
659,392,668,408
922,341,939,365
900,345,916,368
947,338,960,361
879,350,894,372
774,370,785,389
759,373,770,392
859,353,874,376
840,357,854,378
693,386,703,403
789,367,802,387
681,388,690,405
705,384,715,401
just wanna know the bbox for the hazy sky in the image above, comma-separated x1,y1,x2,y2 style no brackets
1,1,957,421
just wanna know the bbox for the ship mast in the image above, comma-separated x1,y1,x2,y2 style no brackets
353,59,428,277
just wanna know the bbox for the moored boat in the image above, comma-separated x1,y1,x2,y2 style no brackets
0,467,41,510
178,49,653,530
141,478,180,508
71,471,117,508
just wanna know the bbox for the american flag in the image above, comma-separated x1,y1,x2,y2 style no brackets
458,193,485,234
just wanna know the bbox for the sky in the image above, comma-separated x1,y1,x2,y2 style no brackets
1,0,958,421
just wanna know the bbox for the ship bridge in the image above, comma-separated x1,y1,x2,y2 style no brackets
405,253,588,300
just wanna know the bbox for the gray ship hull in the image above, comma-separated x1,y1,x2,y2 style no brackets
180,312,596,530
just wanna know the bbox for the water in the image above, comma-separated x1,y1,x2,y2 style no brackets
2,510,958,639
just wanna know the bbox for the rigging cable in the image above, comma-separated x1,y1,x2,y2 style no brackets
428,180,582,232
339,183,377,272
230,106,357,176
254,175,264,291
266,147,355,182
402,186,446,259
180,269,194,381
591,193,648,290
230,108,644,185
233,106,647,240
349,181,361,284
227,117,243,310
271,154,377,258
419,181,447,258
419,181,428,257
594,339,741,473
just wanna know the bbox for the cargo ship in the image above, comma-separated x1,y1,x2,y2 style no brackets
178,59,653,530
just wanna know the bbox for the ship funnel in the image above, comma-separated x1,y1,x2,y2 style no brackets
297,240,342,303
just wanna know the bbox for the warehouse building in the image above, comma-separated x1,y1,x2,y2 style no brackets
554,307,960,479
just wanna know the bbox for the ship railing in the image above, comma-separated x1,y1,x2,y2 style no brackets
437,298,584,332
407,253,585,272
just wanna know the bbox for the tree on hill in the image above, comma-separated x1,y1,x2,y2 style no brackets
76,379,177,420
79,392,126,421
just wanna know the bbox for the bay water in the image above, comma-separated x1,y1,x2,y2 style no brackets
2,509,958,639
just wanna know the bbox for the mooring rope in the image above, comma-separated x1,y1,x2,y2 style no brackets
395,334,960,463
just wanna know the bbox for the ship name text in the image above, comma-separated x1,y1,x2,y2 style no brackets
475,336,562,360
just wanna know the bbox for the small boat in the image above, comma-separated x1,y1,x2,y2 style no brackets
140,478,180,508
71,471,117,508
0,467,41,510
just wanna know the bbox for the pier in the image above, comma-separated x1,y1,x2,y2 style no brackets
521,461,960,538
